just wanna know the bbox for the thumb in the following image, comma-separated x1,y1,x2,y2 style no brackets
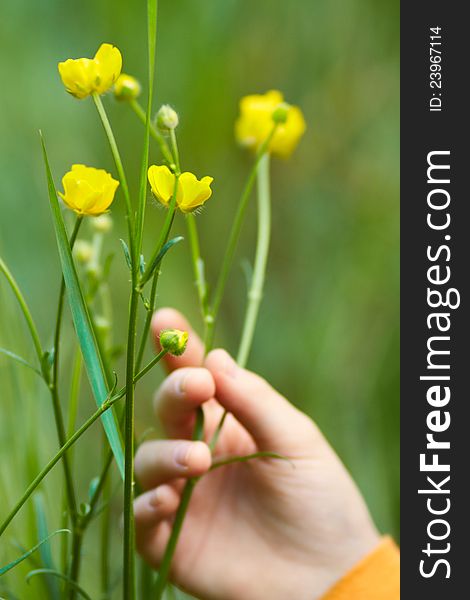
205,349,315,453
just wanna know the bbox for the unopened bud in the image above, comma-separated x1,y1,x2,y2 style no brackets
73,240,93,264
92,214,113,233
156,104,179,132
114,73,141,101
272,102,290,125
159,329,188,356
94,315,111,334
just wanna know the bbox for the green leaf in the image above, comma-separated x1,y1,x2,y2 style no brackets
209,452,292,472
40,133,124,479
33,494,59,600
26,569,93,600
0,348,42,377
0,530,69,577
120,239,132,270
143,236,184,285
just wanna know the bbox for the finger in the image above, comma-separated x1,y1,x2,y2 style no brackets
151,308,204,372
153,367,216,438
205,349,314,452
135,439,212,490
134,484,180,529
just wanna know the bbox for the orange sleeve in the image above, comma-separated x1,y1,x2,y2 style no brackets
321,536,400,600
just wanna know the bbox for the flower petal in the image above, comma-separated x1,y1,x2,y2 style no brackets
148,165,179,206
93,43,122,93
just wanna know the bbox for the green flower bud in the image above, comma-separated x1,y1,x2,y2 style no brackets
94,315,111,334
156,104,179,132
159,328,188,356
114,73,141,101
92,214,113,233
272,102,290,125
73,240,94,264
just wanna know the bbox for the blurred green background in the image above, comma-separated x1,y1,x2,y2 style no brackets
0,0,399,597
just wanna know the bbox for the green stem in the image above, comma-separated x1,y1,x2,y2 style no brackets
123,285,139,600
61,347,82,575
154,480,196,599
100,449,111,599
134,0,159,262
203,130,276,353
237,153,271,367
210,154,272,450
92,93,134,260
186,215,209,323
68,531,84,600
0,390,123,539
0,257,43,365
129,100,173,165
154,408,203,598
50,217,83,525
135,199,177,370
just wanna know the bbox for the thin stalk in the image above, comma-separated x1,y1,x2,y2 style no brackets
210,153,272,450
0,348,166,540
237,153,271,367
61,347,82,575
153,480,196,599
139,189,178,288
169,130,181,175
122,284,139,600
68,445,115,599
100,451,111,599
135,196,177,371
134,0,159,261
203,129,277,353
0,257,43,365
92,93,134,260
186,214,209,322
154,408,204,598
50,217,83,525
0,391,124,538
129,100,173,165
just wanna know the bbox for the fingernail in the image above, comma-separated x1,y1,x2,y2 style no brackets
177,372,190,395
174,442,192,468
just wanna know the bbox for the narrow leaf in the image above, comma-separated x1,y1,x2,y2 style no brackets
0,348,42,377
209,452,293,472
144,236,184,284
33,494,59,600
120,239,132,270
26,569,93,600
0,530,69,577
40,133,124,479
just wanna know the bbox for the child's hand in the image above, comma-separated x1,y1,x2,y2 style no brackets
134,308,380,600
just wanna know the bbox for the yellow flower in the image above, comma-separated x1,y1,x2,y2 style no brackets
148,165,213,213
58,43,122,99
235,90,306,158
114,73,141,101
58,165,119,216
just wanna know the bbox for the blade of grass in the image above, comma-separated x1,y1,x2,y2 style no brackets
0,257,43,366
26,570,92,600
0,348,42,377
0,386,124,539
0,530,69,577
33,494,60,600
40,133,124,479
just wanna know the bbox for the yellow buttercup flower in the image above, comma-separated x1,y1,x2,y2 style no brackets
148,165,213,213
58,165,119,216
58,43,122,99
235,90,306,158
